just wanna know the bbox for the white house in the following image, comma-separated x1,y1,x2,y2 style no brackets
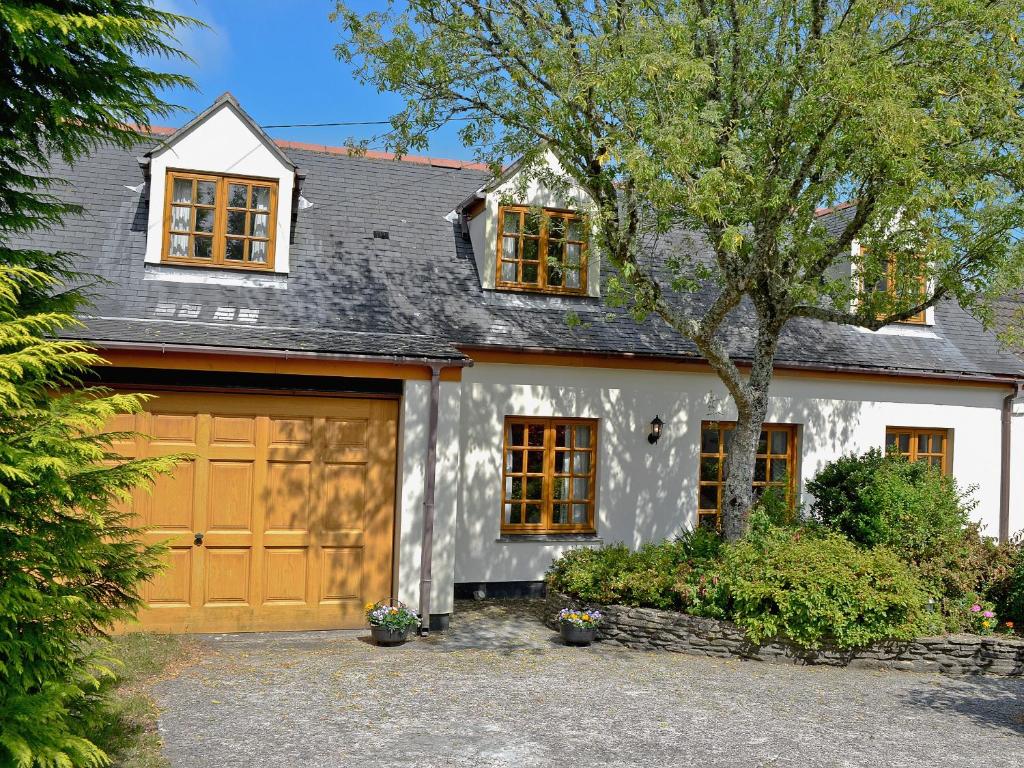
23,94,1024,633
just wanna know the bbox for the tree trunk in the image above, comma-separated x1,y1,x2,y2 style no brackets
719,320,780,541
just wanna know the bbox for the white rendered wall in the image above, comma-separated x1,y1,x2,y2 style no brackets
396,379,462,616
454,362,1007,584
144,102,295,272
467,150,598,295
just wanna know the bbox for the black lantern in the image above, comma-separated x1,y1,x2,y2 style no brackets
648,415,664,444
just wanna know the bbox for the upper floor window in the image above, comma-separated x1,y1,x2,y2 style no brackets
698,421,798,530
163,171,277,270
496,206,586,294
861,248,927,324
885,427,949,472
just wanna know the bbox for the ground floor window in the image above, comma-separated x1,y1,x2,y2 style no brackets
501,417,597,534
885,427,949,472
698,421,799,529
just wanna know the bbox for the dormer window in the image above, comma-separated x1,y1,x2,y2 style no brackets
163,170,278,270
496,206,587,294
860,248,927,324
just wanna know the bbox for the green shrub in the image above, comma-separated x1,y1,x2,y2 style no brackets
807,449,973,554
718,527,932,648
546,527,722,609
993,542,1024,628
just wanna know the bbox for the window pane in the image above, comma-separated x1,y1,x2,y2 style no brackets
527,424,545,446
552,504,569,524
701,427,720,453
698,513,719,531
554,425,568,447
502,236,518,261
522,262,539,283
754,458,767,482
225,238,244,261
194,208,215,233
503,211,520,234
553,451,570,473
917,434,929,454
771,430,789,455
898,434,911,453
549,216,565,240
547,261,564,287
565,269,581,290
574,426,592,448
509,424,525,446
572,477,590,499
228,183,248,208
506,504,521,525
196,181,216,205
522,237,539,263
572,451,590,473
172,178,192,203
500,260,517,282
524,211,541,235
770,460,788,482
526,450,544,473
700,457,720,482
552,478,568,500
525,504,542,524
250,213,268,238
226,210,246,236
699,485,719,510
525,477,543,500
885,433,898,450
250,240,268,264
251,186,271,210
508,451,523,473
565,242,581,268
510,478,523,500
757,431,768,454
567,218,584,241
170,205,190,231
931,457,942,468
571,504,588,524
192,236,212,259
169,234,188,257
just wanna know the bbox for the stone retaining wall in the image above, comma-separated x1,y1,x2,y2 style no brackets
546,592,1024,676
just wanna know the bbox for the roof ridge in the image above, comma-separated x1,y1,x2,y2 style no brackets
130,124,491,172
814,200,856,217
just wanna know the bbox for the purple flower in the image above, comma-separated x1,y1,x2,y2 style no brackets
971,604,982,612
983,611,995,618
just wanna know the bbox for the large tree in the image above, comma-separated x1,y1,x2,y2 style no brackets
334,0,1024,540
0,2,194,765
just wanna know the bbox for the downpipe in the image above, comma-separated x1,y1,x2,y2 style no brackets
418,364,442,636
1000,382,1023,543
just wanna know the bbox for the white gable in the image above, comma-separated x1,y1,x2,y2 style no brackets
143,97,296,273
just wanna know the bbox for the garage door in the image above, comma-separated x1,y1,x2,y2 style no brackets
110,392,398,633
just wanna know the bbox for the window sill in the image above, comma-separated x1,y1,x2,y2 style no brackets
496,534,602,543
144,263,287,289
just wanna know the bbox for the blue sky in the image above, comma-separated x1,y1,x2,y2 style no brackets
152,0,471,159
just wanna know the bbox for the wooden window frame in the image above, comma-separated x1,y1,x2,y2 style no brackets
859,246,928,325
885,427,950,473
495,205,588,295
500,416,598,534
162,169,278,271
697,421,799,530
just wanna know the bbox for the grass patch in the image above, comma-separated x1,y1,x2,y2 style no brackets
86,633,197,768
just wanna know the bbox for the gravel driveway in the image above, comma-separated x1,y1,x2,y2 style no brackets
153,601,1024,768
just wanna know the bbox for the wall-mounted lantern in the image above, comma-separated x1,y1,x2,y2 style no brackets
648,415,664,445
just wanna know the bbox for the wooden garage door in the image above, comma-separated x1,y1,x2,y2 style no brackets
110,392,398,633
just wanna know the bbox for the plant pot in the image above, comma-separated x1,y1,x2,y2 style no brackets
370,625,410,646
560,623,597,646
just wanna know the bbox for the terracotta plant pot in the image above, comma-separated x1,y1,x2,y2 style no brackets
370,625,410,646
560,623,597,646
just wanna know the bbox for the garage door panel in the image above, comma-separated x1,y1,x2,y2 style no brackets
207,461,254,532
265,461,311,531
322,464,366,532
127,392,397,633
264,548,308,604
145,547,192,606
204,548,251,605
320,547,361,603
148,462,195,530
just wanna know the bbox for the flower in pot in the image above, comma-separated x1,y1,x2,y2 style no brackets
366,600,420,646
557,607,603,646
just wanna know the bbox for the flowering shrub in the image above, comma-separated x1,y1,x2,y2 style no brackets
558,608,603,629
965,601,998,635
365,601,420,631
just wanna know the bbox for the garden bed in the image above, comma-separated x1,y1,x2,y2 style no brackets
545,591,1024,676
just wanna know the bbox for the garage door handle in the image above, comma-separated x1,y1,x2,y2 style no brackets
193,532,204,546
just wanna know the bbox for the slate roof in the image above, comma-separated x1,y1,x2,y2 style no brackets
13,135,1024,380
